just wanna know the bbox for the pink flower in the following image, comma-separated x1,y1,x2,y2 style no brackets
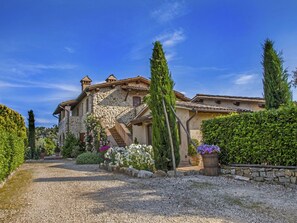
99,145,110,152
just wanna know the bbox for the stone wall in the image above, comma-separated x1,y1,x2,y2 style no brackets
221,165,297,185
69,116,81,138
92,86,143,128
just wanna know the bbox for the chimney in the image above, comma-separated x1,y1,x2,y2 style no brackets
105,74,117,83
80,75,92,91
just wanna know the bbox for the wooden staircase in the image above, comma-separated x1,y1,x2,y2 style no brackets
109,127,126,147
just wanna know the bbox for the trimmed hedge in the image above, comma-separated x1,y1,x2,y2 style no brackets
0,104,27,182
76,152,101,164
202,106,297,166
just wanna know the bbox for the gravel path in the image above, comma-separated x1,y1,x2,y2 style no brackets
0,160,296,223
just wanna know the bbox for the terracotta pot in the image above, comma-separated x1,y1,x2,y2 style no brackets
189,156,200,166
202,153,219,176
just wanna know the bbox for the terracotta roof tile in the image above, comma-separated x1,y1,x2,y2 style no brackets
192,94,265,102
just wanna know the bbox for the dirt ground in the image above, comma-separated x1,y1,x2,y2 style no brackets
0,160,296,223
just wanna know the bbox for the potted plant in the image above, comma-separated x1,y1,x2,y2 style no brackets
188,139,200,166
197,144,220,176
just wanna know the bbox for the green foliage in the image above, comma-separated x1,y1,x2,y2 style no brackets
0,104,27,182
262,39,292,109
202,106,297,166
76,152,101,164
188,139,199,157
84,114,107,151
293,68,297,87
28,110,36,159
147,41,180,171
61,133,80,158
133,137,139,144
71,145,85,158
44,138,55,155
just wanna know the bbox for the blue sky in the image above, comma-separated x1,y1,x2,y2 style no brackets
0,0,297,127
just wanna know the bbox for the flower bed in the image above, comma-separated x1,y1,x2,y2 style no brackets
104,144,155,172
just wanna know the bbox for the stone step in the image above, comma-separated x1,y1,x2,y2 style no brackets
109,127,126,147
179,160,191,167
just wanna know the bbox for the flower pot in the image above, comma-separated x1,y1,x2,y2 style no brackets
189,155,200,166
202,153,219,176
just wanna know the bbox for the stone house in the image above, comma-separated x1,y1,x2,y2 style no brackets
130,95,265,165
53,74,265,166
53,74,189,147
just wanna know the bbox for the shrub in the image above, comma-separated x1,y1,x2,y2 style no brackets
202,105,297,166
104,144,155,171
188,138,199,156
62,133,80,158
76,152,101,164
0,104,27,182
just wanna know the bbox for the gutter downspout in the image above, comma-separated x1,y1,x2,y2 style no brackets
186,109,197,147
169,105,198,148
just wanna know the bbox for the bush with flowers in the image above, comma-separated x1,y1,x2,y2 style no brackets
104,144,155,171
197,144,220,155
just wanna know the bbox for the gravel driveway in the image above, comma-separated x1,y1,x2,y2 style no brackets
0,160,296,223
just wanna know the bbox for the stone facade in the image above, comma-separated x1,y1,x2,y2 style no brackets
92,86,146,128
221,165,297,185
55,75,150,146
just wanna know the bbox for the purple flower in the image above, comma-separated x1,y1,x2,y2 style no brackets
197,144,220,155
99,145,110,152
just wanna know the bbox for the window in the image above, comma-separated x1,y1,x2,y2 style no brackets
133,96,141,107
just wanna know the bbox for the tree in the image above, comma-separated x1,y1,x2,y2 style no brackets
44,137,55,155
147,41,180,171
293,68,297,87
262,39,292,109
28,110,36,159
61,133,80,158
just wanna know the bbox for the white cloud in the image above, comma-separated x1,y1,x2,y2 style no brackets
0,81,26,88
165,52,176,62
151,1,186,23
234,74,256,85
0,60,77,76
155,29,186,48
64,47,75,53
154,29,186,61
0,79,80,93
35,118,53,124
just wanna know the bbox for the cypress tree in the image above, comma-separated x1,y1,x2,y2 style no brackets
293,68,297,87
28,110,36,159
147,41,180,171
262,39,292,109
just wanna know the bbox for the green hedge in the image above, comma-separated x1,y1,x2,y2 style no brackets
76,152,101,164
202,106,297,166
0,104,27,182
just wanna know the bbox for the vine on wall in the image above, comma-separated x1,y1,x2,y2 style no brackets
84,114,107,151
